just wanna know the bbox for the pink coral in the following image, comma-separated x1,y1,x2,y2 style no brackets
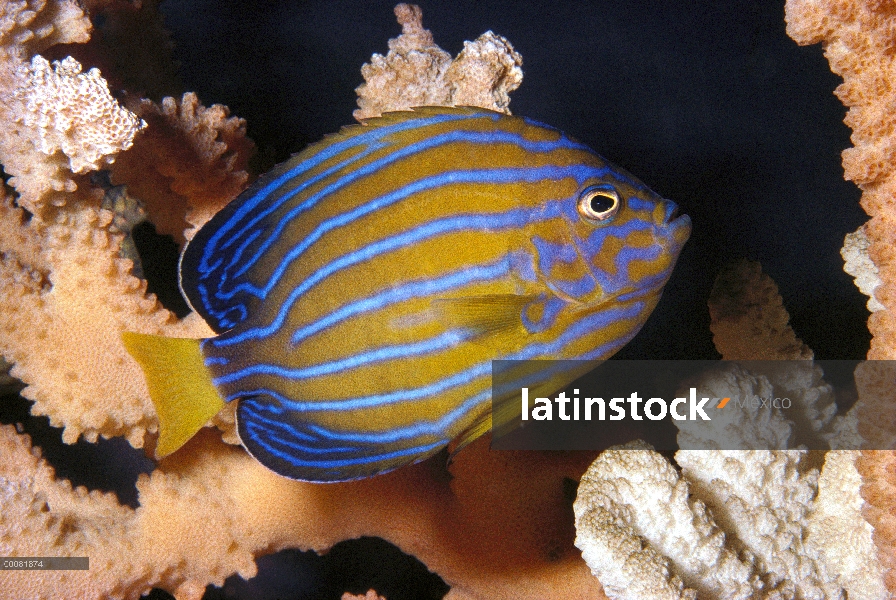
0,192,212,448
856,450,896,594
786,0,896,360
708,260,813,361
0,424,606,600
0,1,103,215
786,4,896,593
110,92,254,242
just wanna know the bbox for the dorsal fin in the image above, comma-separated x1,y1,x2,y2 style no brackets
318,106,503,153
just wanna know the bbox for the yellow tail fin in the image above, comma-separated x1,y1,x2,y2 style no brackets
121,332,225,458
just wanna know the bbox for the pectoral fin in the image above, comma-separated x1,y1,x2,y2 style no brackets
432,294,536,347
121,332,225,458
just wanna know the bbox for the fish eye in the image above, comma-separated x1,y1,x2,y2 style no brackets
577,186,620,222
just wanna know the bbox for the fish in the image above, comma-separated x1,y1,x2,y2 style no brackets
122,106,691,482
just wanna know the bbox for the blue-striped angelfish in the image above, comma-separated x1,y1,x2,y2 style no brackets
122,106,691,482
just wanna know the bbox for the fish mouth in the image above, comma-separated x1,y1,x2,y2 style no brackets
660,199,692,248
663,199,684,225
661,199,688,225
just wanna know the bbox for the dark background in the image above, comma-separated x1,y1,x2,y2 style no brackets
2,0,871,599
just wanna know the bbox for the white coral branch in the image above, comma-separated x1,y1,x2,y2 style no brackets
575,444,886,599
354,3,522,120
841,225,884,313
17,55,145,174
574,442,761,600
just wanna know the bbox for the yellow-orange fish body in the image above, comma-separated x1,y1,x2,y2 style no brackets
123,107,691,481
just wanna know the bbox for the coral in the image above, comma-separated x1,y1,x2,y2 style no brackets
342,593,386,600
785,6,896,593
0,424,606,600
0,0,90,64
675,368,788,452
785,0,896,359
0,1,99,215
575,262,885,598
574,440,759,600
0,0,880,597
854,359,896,449
856,450,896,594
109,93,254,242
810,450,887,600
697,263,857,449
1,0,881,597
0,425,264,599
708,259,813,360
17,55,145,175
354,3,523,120
854,360,896,591
0,0,249,449
842,224,885,312
0,192,212,448
0,2,615,598
574,444,884,599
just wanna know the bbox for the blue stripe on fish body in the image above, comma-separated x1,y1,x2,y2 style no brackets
231,298,649,480
176,106,691,481
210,163,601,307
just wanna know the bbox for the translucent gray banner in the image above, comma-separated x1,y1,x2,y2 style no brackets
490,360,894,450
0,557,89,570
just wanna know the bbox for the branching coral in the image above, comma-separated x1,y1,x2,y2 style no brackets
856,450,896,593
841,225,885,313
353,3,523,121
0,2,615,599
1,423,605,600
0,0,250,451
574,440,760,600
109,92,254,242
342,592,386,600
785,0,896,360
574,263,886,599
0,1,106,215
853,359,896,593
0,192,212,447
0,0,90,67
575,443,885,599
702,261,858,450
0,1,884,598
18,55,145,175
785,5,896,593
708,260,813,361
